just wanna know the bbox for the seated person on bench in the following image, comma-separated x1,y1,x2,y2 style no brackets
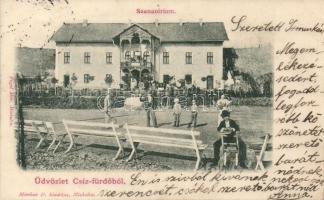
213,110,247,168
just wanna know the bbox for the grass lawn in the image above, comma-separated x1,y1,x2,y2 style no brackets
23,106,272,171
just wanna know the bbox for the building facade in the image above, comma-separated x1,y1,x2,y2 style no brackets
52,21,228,89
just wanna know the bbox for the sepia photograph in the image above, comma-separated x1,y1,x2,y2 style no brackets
1,1,323,200
15,19,273,171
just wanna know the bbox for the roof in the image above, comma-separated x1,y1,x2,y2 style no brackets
16,47,55,77
51,22,228,43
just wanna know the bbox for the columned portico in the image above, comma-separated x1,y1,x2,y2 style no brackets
113,24,160,90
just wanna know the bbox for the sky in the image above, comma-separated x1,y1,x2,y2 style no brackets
0,0,322,49
0,0,279,49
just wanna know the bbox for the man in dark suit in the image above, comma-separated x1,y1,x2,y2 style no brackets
213,110,247,168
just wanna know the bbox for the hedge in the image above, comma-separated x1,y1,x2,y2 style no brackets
22,96,272,109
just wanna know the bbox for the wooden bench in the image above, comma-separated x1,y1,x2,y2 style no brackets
124,124,208,170
44,122,68,153
15,120,50,149
15,120,67,152
62,120,124,160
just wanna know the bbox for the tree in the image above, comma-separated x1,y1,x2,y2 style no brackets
223,48,238,84
257,73,273,97
240,71,261,97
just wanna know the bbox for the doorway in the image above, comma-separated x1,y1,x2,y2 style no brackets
63,74,70,87
185,74,192,85
207,75,214,89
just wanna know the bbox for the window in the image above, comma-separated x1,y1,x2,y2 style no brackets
185,52,192,64
84,74,90,83
143,51,150,62
125,51,131,60
84,52,91,64
207,52,213,64
64,52,70,64
163,52,169,64
134,51,141,62
106,52,112,64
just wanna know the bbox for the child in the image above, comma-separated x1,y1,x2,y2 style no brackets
188,100,198,128
173,98,181,127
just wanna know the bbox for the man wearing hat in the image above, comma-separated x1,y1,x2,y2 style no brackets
188,99,198,128
217,110,239,136
173,98,181,127
212,110,247,168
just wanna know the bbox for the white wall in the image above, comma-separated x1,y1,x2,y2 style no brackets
55,42,224,89
55,43,120,89
156,42,223,89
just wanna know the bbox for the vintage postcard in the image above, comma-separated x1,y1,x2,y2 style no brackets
0,0,323,199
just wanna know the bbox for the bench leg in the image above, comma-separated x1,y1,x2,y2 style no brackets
113,148,124,161
224,152,227,167
113,140,124,161
35,137,45,149
113,135,124,161
235,153,238,167
64,134,74,154
53,135,66,153
255,156,265,170
47,136,57,152
194,149,203,171
127,149,136,162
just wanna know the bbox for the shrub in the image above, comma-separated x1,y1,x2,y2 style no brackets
230,97,272,106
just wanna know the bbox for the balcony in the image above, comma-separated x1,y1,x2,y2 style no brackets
121,60,152,70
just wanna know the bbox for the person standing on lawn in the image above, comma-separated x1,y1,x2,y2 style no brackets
188,99,198,128
216,94,231,125
104,90,112,123
173,98,181,127
145,93,158,127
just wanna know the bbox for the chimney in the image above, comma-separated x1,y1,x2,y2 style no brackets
179,19,183,26
128,19,132,26
155,19,159,27
82,19,88,27
199,18,203,26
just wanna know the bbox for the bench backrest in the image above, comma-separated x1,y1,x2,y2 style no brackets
124,123,202,150
44,122,56,135
16,120,49,133
63,120,122,138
